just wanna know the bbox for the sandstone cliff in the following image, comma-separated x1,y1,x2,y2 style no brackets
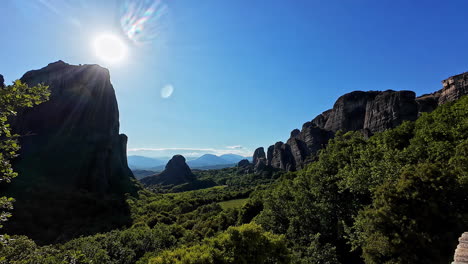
256,72,468,172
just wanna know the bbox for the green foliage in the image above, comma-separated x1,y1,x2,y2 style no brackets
351,163,467,264
218,198,248,210
0,80,49,233
255,96,468,263
149,223,290,264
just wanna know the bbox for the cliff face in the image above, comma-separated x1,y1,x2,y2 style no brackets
257,72,468,172
140,155,196,186
3,61,138,244
10,61,136,194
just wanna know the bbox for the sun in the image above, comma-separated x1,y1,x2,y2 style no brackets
93,34,127,64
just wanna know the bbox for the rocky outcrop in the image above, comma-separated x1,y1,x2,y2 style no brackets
439,72,468,105
255,72,468,172
9,61,136,194
312,90,419,134
252,147,267,171
140,155,196,186
237,159,250,167
253,147,266,165
267,142,295,171
0,73,4,88
363,90,419,132
3,61,138,244
453,232,468,264
322,91,380,132
286,123,333,170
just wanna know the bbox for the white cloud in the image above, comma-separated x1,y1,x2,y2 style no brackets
226,145,243,149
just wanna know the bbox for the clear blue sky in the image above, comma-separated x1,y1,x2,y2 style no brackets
1,0,468,158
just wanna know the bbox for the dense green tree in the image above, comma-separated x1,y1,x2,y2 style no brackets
351,163,468,264
149,223,290,264
0,80,49,233
256,96,468,263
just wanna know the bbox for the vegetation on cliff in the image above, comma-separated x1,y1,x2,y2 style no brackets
0,80,49,234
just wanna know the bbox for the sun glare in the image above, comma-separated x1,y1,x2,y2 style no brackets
93,34,127,64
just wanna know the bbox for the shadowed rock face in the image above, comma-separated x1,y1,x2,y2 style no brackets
10,61,136,195
0,73,4,88
267,142,295,171
255,72,468,172
363,90,418,132
323,91,380,132
140,155,196,186
252,147,267,171
237,159,250,167
3,61,138,244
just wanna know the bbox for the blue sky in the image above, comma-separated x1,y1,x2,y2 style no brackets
1,0,468,158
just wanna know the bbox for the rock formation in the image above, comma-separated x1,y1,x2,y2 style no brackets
267,142,295,171
237,159,250,167
140,155,196,186
0,73,4,88
252,147,267,171
440,72,468,105
453,232,468,264
9,61,137,194
255,72,468,172
2,61,138,244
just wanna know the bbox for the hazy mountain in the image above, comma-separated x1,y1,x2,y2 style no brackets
132,169,158,180
127,155,166,169
132,153,250,171
187,154,232,167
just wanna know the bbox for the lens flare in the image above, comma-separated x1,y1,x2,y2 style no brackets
161,84,174,98
120,0,170,45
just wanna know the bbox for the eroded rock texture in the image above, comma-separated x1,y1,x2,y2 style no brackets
439,72,468,105
255,72,468,172
453,232,468,264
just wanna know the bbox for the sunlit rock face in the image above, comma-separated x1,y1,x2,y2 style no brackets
140,155,196,186
453,232,468,264
256,72,468,172
3,61,138,244
440,72,468,105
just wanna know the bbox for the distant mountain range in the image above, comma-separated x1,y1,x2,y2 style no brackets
127,156,167,170
128,154,251,171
